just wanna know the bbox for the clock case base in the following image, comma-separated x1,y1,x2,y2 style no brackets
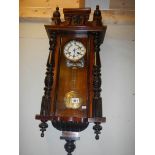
36,115,106,155
35,6,107,155
36,115,106,139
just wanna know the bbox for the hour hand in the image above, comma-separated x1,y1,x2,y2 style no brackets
77,52,82,55
75,47,80,51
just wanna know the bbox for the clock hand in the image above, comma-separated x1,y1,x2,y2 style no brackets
73,49,76,56
76,45,82,49
75,46,83,53
75,47,80,51
77,52,82,55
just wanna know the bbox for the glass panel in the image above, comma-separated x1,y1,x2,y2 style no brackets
55,38,88,118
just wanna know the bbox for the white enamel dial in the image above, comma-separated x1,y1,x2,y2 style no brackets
63,40,86,62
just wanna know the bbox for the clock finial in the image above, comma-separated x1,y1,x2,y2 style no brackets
52,7,61,25
94,5,101,16
64,140,76,155
93,5,102,25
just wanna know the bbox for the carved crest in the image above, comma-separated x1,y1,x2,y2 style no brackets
51,6,103,26
63,8,90,25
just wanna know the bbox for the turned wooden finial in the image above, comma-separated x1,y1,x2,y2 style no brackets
93,5,102,25
52,7,61,25
94,5,101,16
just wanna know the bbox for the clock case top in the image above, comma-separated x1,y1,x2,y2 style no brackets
35,6,107,135
45,7,106,41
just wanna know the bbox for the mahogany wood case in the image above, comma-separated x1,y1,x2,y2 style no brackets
35,6,107,154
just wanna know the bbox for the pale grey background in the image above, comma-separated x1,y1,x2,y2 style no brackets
85,0,135,9
85,0,110,9
19,21,135,155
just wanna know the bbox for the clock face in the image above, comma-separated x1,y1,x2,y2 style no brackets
64,40,86,62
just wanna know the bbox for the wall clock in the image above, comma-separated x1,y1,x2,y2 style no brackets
35,5,107,155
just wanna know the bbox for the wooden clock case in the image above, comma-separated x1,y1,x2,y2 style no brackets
35,5,107,155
